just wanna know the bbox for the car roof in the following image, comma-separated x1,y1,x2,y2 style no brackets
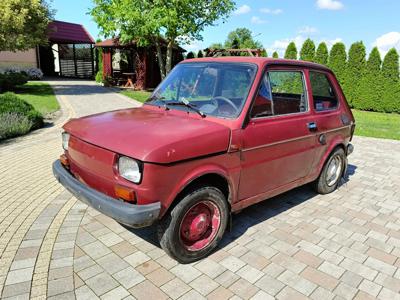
181,57,332,73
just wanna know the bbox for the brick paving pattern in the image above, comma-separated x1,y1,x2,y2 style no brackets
0,79,400,299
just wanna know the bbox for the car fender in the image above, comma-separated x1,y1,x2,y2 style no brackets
161,162,238,217
316,136,346,176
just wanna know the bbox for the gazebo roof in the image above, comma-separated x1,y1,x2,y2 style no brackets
95,37,186,52
47,20,95,44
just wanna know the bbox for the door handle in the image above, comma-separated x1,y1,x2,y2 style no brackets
307,122,318,132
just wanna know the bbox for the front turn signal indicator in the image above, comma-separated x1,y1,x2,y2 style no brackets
114,185,136,203
60,154,69,167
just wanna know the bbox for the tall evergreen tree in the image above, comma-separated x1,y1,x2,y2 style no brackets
328,42,347,85
300,38,315,62
382,48,400,81
357,47,382,111
272,51,279,58
284,42,297,59
197,50,204,58
381,48,400,112
343,41,366,106
315,42,328,65
260,49,268,57
186,51,195,59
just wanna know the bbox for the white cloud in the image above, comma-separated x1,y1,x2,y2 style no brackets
324,38,343,48
251,16,267,24
265,35,306,57
260,8,283,15
374,32,400,56
234,5,251,15
298,26,319,34
182,40,204,53
316,0,344,10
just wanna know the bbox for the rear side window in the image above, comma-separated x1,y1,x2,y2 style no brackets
251,70,307,118
309,71,338,111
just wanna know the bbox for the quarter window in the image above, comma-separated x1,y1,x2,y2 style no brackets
309,71,338,111
251,70,307,118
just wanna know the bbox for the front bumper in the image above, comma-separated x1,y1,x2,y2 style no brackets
347,143,354,156
52,160,161,228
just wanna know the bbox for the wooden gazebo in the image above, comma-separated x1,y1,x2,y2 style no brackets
95,38,185,90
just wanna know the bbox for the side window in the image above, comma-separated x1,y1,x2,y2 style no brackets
309,71,338,111
251,70,307,118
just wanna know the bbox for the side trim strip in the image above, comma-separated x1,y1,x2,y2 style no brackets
146,151,227,166
243,125,351,152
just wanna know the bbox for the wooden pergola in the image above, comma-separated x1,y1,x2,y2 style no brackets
205,48,263,57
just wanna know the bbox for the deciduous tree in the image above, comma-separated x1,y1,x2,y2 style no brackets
272,51,279,58
91,0,235,79
0,0,52,51
224,28,263,49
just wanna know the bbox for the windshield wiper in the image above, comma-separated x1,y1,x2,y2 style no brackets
167,98,206,118
146,93,169,110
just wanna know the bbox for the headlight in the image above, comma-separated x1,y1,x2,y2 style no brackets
118,156,142,183
62,132,70,151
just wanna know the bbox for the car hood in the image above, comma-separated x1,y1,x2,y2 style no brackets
63,107,231,164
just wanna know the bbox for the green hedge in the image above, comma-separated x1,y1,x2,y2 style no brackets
0,72,28,91
0,92,43,140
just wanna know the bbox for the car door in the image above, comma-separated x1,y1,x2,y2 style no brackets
308,70,347,172
238,66,318,201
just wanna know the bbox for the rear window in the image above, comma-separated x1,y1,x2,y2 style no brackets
309,71,338,111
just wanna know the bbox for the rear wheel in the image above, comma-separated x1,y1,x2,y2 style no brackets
313,148,346,194
158,186,229,264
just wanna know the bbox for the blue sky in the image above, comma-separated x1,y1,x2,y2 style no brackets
52,0,400,57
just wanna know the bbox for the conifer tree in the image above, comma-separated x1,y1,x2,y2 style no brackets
343,41,366,106
328,42,347,85
197,50,204,58
357,47,382,110
186,51,195,59
381,48,400,112
315,42,328,65
300,38,315,62
272,51,279,58
284,42,297,59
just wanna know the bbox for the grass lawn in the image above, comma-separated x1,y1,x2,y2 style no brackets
120,89,151,103
15,82,59,116
352,109,400,140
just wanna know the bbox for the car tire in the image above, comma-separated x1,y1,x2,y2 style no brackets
157,186,229,264
313,147,346,194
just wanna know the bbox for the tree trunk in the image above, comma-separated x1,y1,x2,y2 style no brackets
155,41,166,79
165,40,174,74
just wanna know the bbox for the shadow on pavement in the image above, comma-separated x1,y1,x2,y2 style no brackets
124,164,358,252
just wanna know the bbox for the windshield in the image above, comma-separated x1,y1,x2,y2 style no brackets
147,62,257,118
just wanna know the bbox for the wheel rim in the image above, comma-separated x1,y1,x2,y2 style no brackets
326,155,342,187
179,200,221,252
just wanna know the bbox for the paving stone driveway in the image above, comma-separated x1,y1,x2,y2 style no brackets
1,79,400,300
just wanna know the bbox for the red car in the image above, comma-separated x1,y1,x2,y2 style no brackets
53,57,355,263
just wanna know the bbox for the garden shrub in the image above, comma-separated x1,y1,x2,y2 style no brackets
0,72,28,91
0,92,43,140
24,68,44,80
0,113,33,140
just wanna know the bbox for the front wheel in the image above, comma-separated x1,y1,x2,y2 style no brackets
158,186,229,264
313,147,346,194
